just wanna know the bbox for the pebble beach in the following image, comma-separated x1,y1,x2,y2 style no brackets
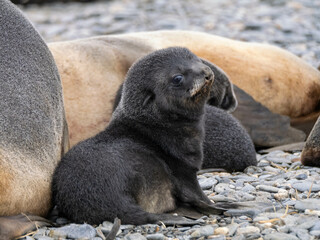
18,0,320,239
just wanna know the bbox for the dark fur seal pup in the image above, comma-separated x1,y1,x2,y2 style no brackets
0,0,68,239
202,106,256,171
113,61,256,172
52,47,234,225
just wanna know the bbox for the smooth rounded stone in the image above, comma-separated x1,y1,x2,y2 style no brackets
310,220,320,231
243,233,262,240
226,223,239,237
215,183,231,194
264,166,281,173
256,185,280,193
101,221,122,236
207,235,226,240
25,237,34,240
210,195,237,202
310,230,320,237
214,227,229,235
292,181,320,192
274,189,289,200
261,227,276,235
293,229,311,240
199,177,218,190
146,233,166,240
231,235,245,240
266,156,292,164
234,192,256,201
177,227,191,232
295,199,320,211
236,226,260,235
34,237,54,240
255,191,272,201
49,224,96,239
295,217,317,229
218,177,231,184
244,166,263,174
124,233,147,240
277,225,290,233
230,176,258,182
295,173,308,180
191,225,215,238
257,160,270,167
263,232,299,240
253,216,269,222
241,184,256,193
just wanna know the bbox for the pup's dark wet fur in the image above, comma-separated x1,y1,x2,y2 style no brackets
52,47,238,225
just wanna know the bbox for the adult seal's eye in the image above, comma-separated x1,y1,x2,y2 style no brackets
172,75,184,85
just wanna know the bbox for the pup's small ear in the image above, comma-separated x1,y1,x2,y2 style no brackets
200,58,238,112
143,91,155,107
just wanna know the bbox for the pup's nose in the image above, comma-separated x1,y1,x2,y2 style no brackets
203,66,213,81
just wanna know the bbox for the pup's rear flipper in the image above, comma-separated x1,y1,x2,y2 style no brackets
0,214,52,240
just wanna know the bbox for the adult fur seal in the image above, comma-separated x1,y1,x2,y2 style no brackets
48,31,320,147
112,61,256,172
52,47,234,225
0,0,68,239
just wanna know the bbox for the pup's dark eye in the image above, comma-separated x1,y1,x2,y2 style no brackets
172,75,184,85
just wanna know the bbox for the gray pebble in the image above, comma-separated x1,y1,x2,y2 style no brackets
295,173,308,180
49,224,96,239
263,232,299,240
34,237,54,240
215,183,230,193
309,230,320,236
146,233,166,240
199,177,218,190
190,225,215,238
292,181,320,192
256,185,280,193
295,199,320,211
241,184,256,193
125,233,147,240
210,195,237,202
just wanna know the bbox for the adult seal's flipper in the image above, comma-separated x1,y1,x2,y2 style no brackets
232,85,306,147
301,116,320,167
0,215,52,240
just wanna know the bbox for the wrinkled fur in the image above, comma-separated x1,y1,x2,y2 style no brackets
113,60,256,172
53,47,230,225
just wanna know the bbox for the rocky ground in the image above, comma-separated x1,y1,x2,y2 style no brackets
18,0,320,239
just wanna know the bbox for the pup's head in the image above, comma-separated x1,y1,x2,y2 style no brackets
119,47,214,121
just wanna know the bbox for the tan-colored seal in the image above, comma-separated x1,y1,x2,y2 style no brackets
49,30,320,147
0,0,67,239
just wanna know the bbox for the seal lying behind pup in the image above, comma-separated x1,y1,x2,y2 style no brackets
112,60,257,172
52,47,235,225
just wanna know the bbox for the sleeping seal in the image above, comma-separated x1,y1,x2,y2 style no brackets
52,47,233,225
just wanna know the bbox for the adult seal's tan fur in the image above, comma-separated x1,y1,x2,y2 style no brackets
0,0,68,239
49,31,320,147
